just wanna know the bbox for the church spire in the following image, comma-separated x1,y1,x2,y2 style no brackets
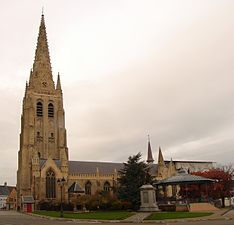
146,135,154,163
33,14,52,75
29,14,55,92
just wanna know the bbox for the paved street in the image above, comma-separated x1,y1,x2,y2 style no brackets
0,210,234,225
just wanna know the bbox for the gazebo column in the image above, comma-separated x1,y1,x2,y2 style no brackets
163,185,167,201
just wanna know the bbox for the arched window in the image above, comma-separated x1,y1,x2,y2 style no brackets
103,181,111,192
48,103,54,118
85,181,92,195
37,102,43,117
46,170,56,198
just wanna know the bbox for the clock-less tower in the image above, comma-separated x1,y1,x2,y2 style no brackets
17,14,69,208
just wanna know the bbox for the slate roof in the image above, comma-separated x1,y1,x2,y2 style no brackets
38,159,212,176
0,185,10,196
39,159,158,175
164,160,213,164
21,196,34,203
68,161,158,175
68,161,123,174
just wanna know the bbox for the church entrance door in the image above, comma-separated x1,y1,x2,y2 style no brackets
26,203,32,213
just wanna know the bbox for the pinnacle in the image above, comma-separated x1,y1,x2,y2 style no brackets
158,146,165,166
56,72,62,91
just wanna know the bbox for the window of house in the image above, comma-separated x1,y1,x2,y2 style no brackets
36,102,43,117
48,103,54,117
46,169,56,198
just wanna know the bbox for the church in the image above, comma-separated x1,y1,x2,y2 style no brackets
17,14,213,210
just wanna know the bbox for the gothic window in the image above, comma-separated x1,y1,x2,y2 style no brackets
103,181,111,192
85,181,92,195
48,103,54,118
37,102,43,117
48,132,55,143
46,169,56,198
36,131,43,142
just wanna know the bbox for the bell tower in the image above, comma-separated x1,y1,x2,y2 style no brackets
17,14,68,202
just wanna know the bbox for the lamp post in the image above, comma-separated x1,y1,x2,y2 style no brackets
57,177,66,218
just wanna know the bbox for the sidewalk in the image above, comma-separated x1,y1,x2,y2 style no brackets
123,213,151,223
221,208,234,219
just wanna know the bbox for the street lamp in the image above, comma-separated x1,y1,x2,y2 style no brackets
57,177,66,218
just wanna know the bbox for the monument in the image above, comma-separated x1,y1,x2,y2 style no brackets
139,184,160,212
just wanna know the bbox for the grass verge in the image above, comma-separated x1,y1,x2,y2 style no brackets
34,210,135,220
145,212,213,220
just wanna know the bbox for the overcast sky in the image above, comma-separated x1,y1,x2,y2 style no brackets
1,0,234,185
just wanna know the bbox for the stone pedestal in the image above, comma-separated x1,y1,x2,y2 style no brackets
139,184,160,212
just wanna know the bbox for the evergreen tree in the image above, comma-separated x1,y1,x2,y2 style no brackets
117,152,153,210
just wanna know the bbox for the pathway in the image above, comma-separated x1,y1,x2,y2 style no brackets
123,212,151,223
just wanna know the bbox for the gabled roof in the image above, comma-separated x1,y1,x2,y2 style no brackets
21,196,34,203
68,182,85,193
40,159,61,168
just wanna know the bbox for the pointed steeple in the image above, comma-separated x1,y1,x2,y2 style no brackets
158,146,165,166
29,14,55,93
56,72,62,90
146,135,154,163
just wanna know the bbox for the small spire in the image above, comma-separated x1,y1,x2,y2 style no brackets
29,69,33,86
168,158,176,176
146,135,154,163
56,72,62,90
158,146,165,166
42,6,44,15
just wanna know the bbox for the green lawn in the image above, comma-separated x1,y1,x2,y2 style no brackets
34,211,134,220
145,212,213,220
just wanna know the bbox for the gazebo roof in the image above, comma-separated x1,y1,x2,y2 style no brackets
155,174,215,185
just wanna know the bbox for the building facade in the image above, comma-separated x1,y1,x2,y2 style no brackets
0,183,16,210
17,14,214,210
17,14,120,209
